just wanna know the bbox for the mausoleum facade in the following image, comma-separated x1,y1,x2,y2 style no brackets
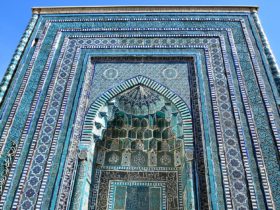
0,6,279,210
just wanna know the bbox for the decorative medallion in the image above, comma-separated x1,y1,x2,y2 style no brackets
160,153,172,166
162,68,178,79
108,152,120,164
103,68,118,80
132,151,146,166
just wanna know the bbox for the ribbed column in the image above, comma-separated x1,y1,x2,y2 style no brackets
0,14,39,104
184,148,195,210
70,143,95,210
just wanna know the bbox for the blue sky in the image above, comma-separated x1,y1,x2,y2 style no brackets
0,0,279,80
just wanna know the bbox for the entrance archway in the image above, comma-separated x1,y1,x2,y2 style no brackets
71,76,195,210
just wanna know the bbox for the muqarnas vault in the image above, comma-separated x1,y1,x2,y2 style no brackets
0,5,279,210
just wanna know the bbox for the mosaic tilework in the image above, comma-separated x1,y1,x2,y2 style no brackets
189,60,209,210
108,181,166,210
95,85,184,167
0,9,279,210
0,14,38,104
0,35,252,208
90,58,190,106
86,89,186,210
57,57,194,209
92,170,179,210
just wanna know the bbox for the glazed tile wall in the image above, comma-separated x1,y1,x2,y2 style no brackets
0,12,279,210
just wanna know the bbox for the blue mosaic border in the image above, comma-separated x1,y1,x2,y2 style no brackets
0,13,277,210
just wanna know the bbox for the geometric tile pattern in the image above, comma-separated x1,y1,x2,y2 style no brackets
0,6,279,210
88,90,184,210
107,181,166,210
91,170,178,210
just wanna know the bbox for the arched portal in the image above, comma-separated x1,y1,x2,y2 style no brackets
71,76,195,210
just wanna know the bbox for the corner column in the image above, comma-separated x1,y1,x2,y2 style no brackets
183,148,195,210
70,142,95,210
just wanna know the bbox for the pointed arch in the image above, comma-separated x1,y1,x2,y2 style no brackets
81,75,193,149
71,75,196,209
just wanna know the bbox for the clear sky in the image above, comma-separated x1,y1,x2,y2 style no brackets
0,0,279,80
